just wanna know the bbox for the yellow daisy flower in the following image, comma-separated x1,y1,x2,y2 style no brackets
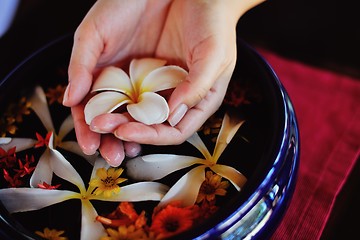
89,167,127,198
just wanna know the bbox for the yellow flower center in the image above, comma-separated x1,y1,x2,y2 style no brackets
102,176,116,187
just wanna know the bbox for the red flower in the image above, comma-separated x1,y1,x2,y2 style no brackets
0,146,17,168
151,202,196,239
37,182,61,190
35,132,52,148
3,169,23,187
14,156,35,177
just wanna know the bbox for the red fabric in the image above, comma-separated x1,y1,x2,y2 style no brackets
255,48,360,240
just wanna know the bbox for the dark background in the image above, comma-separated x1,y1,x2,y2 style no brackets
0,0,359,239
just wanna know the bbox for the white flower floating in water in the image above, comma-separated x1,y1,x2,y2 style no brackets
0,156,169,240
0,86,97,187
84,58,188,125
126,112,247,207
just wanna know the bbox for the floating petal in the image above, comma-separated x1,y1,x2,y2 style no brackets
186,132,212,160
141,65,187,93
91,66,133,94
91,182,169,202
90,157,110,179
57,115,74,142
80,200,106,240
29,86,55,132
0,137,11,144
126,154,203,180
127,92,169,125
50,148,86,192
84,91,130,124
0,138,37,152
159,165,207,207
210,164,247,191
213,113,245,161
30,149,53,187
0,188,77,213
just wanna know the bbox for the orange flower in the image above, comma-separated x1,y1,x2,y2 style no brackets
196,171,229,203
6,97,32,123
46,84,66,105
199,115,222,142
151,203,195,239
97,202,148,229
101,224,150,240
98,202,152,240
35,227,68,240
198,200,219,220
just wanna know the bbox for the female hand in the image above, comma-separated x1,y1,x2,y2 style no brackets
63,0,265,166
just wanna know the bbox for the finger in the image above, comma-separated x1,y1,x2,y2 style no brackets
90,113,133,134
124,142,142,158
71,104,100,155
114,122,183,145
114,79,228,145
99,134,125,167
63,22,103,107
113,107,208,145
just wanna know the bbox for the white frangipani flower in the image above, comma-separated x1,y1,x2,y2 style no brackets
126,113,247,207
0,86,98,187
0,155,169,240
84,58,188,125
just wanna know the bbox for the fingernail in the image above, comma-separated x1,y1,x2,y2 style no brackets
168,103,188,127
90,124,107,134
101,150,124,167
113,130,130,141
62,84,70,105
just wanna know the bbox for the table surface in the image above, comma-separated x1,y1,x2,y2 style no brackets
0,1,359,239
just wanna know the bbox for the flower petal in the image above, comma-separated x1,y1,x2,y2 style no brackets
141,65,187,93
84,91,130,125
213,113,245,161
186,132,212,160
0,137,11,144
50,148,86,192
80,200,106,240
210,164,247,191
0,188,77,213
91,182,169,202
129,58,167,88
30,149,53,187
29,86,55,132
0,137,37,152
48,131,55,149
57,115,74,142
126,154,203,180
91,158,110,179
92,66,133,94
159,165,206,207
127,92,169,125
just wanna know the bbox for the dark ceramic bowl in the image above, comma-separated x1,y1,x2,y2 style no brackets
0,35,299,240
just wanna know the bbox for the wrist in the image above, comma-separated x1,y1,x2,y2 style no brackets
234,0,267,20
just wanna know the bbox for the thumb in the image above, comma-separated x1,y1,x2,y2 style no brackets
63,29,102,107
